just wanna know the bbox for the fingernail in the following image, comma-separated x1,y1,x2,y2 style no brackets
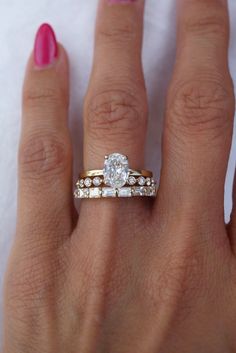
34,23,58,68
108,0,137,4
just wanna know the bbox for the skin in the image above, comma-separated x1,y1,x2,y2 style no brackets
2,0,236,352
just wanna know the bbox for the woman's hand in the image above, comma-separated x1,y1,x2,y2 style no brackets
3,0,236,352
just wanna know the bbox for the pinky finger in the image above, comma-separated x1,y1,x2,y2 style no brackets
228,169,236,250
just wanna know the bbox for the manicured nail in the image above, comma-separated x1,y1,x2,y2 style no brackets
34,23,58,68
108,0,137,4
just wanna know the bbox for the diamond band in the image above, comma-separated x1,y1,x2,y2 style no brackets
74,153,157,199
76,175,155,188
74,185,157,199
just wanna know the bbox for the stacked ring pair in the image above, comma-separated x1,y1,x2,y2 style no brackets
74,153,157,199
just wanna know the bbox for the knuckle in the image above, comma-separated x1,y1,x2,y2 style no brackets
4,262,67,353
184,14,228,38
19,133,71,180
98,20,136,43
166,79,234,141
84,89,147,144
5,245,67,309
144,242,206,316
23,86,67,110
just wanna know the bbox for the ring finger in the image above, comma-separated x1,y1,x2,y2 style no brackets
83,0,148,170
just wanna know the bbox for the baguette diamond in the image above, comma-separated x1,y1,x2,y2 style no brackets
118,187,132,197
89,188,101,198
102,188,117,198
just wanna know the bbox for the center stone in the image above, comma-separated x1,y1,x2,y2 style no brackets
103,153,129,188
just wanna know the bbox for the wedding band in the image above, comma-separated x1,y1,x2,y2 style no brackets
74,153,158,199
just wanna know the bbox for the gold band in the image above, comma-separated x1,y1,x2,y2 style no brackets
79,169,153,179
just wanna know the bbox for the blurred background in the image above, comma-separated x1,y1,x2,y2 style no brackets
0,0,236,342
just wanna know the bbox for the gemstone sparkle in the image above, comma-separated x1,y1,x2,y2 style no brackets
84,178,92,187
138,176,146,186
118,187,132,197
89,188,101,198
93,177,102,186
103,153,129,188
102,187,117,198
128,176,136,186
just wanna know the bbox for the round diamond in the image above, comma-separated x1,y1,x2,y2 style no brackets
103,153,129,188
138,176,146,186
93,177,102,186
84,178,92,187
146,178,151,186
128,176,136,186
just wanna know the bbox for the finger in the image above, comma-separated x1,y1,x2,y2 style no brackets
158,0,235,222
227,168,236,250
83,0,148,169
18,24,73,243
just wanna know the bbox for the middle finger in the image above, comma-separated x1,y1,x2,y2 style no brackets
83,0,148,170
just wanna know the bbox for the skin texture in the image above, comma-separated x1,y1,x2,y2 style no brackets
3,0,236,352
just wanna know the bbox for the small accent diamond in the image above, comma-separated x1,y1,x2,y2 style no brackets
74,189,80,198
150,186,157,196
74,188,89,198
93,177,102,187
102,187,117,198
118,187,132,197
138,176,146,186
128,176,136,186
79,179,84,188
84,178,92,187
89,188,101,198
146,178,151,186
146,186,157,196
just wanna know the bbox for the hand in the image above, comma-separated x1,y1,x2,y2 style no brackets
3,0,236,352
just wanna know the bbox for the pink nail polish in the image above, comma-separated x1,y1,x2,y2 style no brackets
34,23,58,68
109,0,136,3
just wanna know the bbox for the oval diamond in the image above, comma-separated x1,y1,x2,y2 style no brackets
103,153,129,188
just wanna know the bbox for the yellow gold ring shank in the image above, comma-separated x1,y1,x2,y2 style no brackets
79,169,153,179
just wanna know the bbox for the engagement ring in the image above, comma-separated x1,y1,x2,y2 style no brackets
74,153,158,199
